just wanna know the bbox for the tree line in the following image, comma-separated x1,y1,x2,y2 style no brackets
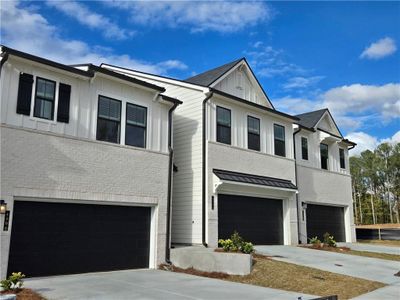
350,142,400,225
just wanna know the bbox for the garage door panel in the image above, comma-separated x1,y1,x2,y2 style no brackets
218,194,283,245
8,201,151,277
306,204,345,242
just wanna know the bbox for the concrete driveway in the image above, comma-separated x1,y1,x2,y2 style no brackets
25,269,317,300
255,245,400,284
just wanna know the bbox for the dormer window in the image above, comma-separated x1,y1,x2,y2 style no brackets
320,143,329,170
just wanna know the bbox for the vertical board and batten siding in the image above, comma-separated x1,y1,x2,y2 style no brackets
213,68,271,108
106,71,207,244
0,57,170,154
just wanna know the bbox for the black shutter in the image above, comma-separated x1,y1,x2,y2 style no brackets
57,83,71,123
16,73,34,115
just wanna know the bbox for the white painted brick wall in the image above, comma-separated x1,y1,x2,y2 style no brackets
0,125,170,278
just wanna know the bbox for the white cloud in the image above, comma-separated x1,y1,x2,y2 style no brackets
360,37,397,60
283,76,324,89
46,1,134,40
0,1,187,75
322,83,400,122
244,44,308,78
345,132,378,156
107,1,273,33
346,130,400,156
274,83,400,131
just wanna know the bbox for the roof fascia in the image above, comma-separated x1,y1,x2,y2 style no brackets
101,63,209,93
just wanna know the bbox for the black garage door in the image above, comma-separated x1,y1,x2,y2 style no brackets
218,194,283,245
306,204,345,242
8,201,151,277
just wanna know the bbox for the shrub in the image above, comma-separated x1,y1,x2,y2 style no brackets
241,242,254,254
323,232,337,247
1,272,25,291
309,236,321,247
230,231,243,252
219,239,234,252
218,232,254,254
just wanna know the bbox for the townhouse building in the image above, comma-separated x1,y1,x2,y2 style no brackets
0,46,181,278
106,57,357,247
0,46,356,278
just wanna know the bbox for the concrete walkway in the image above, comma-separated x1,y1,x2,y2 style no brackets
255,245,400,284
25,269,317,300
337,242,400,255
351,282,400,299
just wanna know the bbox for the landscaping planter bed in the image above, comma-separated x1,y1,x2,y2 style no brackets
0,288,46,300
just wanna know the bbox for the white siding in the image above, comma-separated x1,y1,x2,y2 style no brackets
213,68,271,107
0,57,171,153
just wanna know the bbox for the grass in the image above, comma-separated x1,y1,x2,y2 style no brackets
0,288,46,300
304,245,400,261
358,239,400,247
356,223,400,229
163,255,385,300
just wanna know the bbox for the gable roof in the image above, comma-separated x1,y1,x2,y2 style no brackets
296,108,344,138
295,109,328,129
185,58,243,86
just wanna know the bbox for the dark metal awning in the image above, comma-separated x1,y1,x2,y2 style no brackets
213,169,297,190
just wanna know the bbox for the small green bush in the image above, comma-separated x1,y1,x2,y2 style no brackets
218,232,254,254
323,232,337,247
1,272,25,291
241,242,254,254
219,239,234,252
309,236,321,246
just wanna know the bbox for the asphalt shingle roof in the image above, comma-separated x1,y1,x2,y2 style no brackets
295,109,328,129
213,169,297,190
185,58,243,86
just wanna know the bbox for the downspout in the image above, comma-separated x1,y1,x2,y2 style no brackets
202,91,214,247
293,127,302,244
165,101,179,263
0,52,10,78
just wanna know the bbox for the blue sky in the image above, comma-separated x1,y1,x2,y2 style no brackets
1,1,399,154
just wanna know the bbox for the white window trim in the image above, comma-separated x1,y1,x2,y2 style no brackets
29,73,60,125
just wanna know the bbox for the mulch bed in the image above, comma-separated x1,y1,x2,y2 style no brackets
159,263,229,279
0,288,46,300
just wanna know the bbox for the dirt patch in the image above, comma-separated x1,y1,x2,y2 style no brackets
1,288,46,300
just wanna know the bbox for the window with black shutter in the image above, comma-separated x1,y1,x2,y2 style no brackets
34,77,56,120
57,83,71,123
301,137,308,160
248,116,260,151
96,96,121,144
339,148,345,169
320,143,329,170
16,73,34,115
216,106,231,145
125,103,147,148
274,124,285,157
